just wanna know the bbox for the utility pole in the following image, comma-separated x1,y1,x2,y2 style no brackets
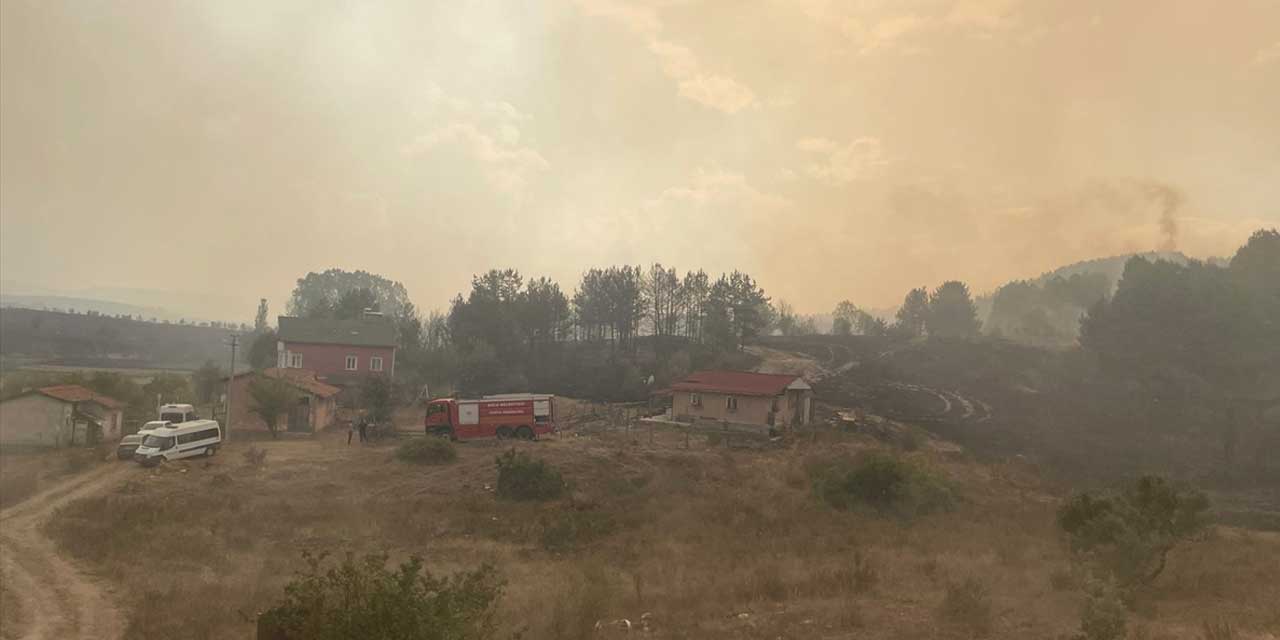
225,333,239,442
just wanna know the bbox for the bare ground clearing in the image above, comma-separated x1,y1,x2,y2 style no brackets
0,461,127,640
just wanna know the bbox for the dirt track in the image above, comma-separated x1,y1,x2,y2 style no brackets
0,463,127,640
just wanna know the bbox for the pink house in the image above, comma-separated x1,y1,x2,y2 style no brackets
276,315,397,387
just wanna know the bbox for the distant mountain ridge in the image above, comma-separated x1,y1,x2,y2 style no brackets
1023,251,1228,291
0,293,169,320
975,250,1228,320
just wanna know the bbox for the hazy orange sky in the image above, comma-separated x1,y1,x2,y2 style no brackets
2,0,1277,320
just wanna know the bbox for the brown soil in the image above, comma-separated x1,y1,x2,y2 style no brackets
0,462,127,639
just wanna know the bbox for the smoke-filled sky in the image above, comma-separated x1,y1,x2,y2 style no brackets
2,0,1278,319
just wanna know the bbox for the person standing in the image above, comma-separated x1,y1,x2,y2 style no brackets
347,421,355,445
358,419,368,444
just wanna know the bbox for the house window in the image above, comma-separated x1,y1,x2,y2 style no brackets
689,393,702,407
345,355,358,371
726,396,738,412
289,353,302,368
370,356,384,372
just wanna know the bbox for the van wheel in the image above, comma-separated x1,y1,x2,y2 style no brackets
516,426,534,441
496,427,513,440
205,446,217,457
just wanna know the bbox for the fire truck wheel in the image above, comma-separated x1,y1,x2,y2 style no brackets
430,427,452,439
496,427,513,439
516,426,534,440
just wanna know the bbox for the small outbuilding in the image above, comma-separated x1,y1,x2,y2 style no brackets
667,370,812,429
224,368,341,433
0,384,125,447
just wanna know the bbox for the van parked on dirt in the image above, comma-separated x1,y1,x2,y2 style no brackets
116,420,171,459
133,419,221,466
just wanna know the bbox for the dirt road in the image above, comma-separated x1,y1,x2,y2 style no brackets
0,463,127,640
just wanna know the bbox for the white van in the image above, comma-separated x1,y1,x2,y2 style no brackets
116,420,171,459
133,419,222,466
159,403,198,424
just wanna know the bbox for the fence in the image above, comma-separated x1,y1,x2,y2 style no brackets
561,401,781,451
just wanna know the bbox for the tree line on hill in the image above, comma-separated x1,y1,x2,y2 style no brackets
1078,229,1280,471
254,263,998,401
244,229,1275,419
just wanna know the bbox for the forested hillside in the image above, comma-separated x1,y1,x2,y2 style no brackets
0,307,237,371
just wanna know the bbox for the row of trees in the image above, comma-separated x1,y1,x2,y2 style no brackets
438,266,771,395
441,266,773,354
824,281,983,340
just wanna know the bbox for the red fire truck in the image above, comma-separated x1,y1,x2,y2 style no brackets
424,394,557,441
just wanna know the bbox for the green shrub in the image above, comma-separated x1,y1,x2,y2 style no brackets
495,450,563,501
1078,579,1127,640
811,452,955,517
1057,475,1208,588
938,577,993,636
258,551,503,640
396,438,458,465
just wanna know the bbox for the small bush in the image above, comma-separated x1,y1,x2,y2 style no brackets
1049,567,1077,591
243,446,268,468
1200,619,1236,640
898,429,922,452
396,438,458,465
495,449,563,501
811,452,955,517
540,507,616,552
849,550,878,594
258,551,503,640
742,563,788,602
1078,580,1127,640
938,577,993,636
547,563,614,640
1057,475,1208,588
920,556,941,583
65,447,102,473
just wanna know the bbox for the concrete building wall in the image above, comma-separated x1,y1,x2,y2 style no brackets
674,392,775,425
225,375,336,433
80,405,123,440
0,395,73,447
278,342,396,380
673,389,812,428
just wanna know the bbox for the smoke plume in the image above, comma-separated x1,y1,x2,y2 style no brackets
1145,183,1183,251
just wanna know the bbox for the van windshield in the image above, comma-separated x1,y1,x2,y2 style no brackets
141,435,174,450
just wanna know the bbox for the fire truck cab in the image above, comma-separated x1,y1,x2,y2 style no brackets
425,394,556,441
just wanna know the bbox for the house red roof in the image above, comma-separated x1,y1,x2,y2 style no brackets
227,368,341,398
668,370,807,397
36,385,125,409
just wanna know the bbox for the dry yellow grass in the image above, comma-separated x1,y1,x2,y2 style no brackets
34,426,1280,639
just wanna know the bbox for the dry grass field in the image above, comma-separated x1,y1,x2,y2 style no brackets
20,421,1280,640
